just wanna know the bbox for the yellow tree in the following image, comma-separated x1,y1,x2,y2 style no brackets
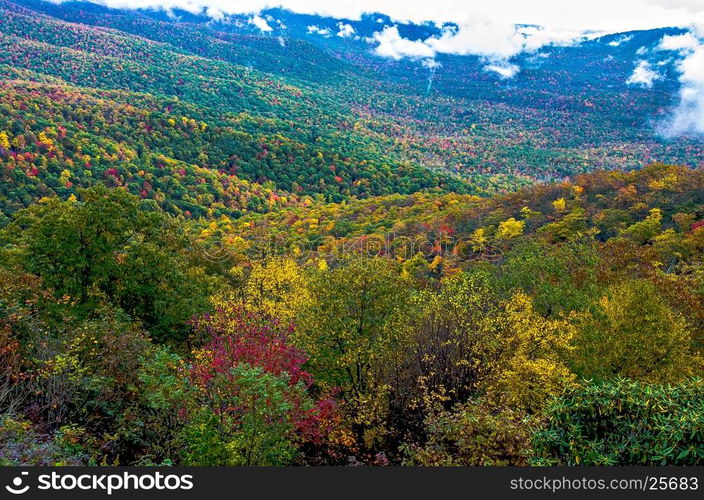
398,273,574,419
496,218,525,241
243,257,309,322
486,293,575,413
570,279,697,382
552,197,566,213
468,227,489,252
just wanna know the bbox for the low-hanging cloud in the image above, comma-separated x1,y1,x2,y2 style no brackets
307,25,331,37
249,15,273,32
336,22,355,38
484,61,520,79
371,26,434,60
608,34,633,47
369,21,585,78
422,57,441,93
660,31,700,51
658,26,704,137
424,20,527,60
626,60,662,88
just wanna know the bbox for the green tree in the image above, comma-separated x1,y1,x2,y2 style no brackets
620,208,663,244
181,364,300,466
296,257,412,448
1,185,218,341
296,257,411,396
496,239,603,317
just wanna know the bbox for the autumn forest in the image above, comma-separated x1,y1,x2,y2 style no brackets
1,0,704,467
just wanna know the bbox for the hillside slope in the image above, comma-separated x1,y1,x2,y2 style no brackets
1,0,703,224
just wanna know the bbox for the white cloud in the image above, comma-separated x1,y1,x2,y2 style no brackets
204,6,224,20
372,26,435,60
484,61,520,78
48,0,704,82
59,1,704,33
658,28,704,136
307,24,331,37
375,22,585,61
249,15,272,32
44,1,704,88
518,25,588,51
425,20,525,59
660,32,701,51
336,22,355,38
365,21,587,78
626,60,662,87
608,34,634,46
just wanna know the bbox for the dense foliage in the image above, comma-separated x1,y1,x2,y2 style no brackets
533,379,704,466
2,163,704,465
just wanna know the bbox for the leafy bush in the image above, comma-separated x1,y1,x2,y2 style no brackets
0,417,90,465
533,378,704,465
1,185,220,341
401,400,534,466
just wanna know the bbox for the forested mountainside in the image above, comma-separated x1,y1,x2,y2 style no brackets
1,0,704,467
1,0,703,224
